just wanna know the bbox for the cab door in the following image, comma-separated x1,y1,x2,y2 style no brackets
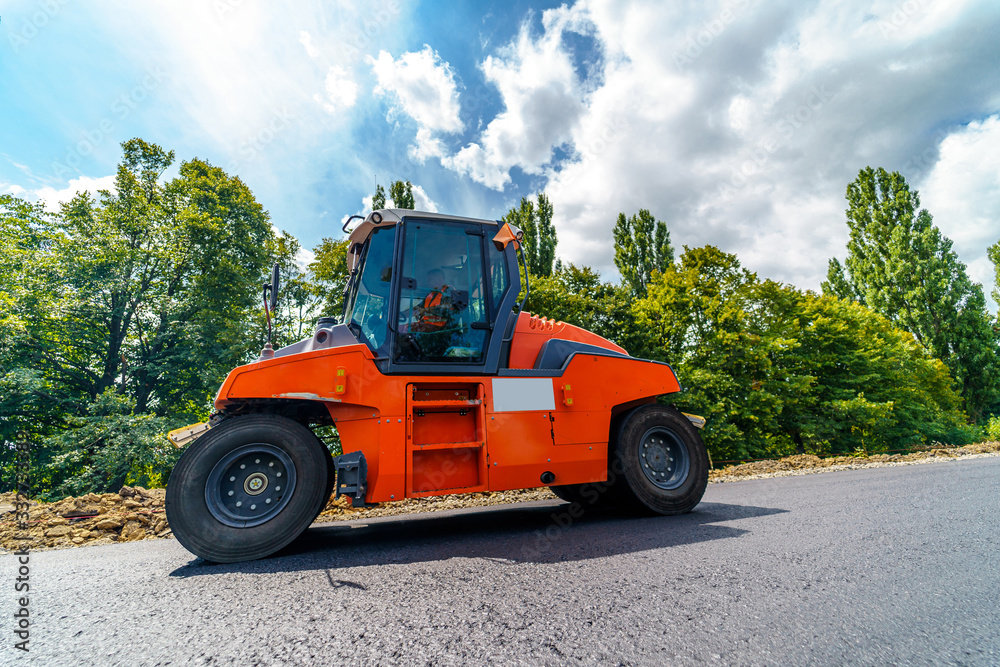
389,219,494,374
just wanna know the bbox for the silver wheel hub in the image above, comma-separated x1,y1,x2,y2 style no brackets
244,472,268,495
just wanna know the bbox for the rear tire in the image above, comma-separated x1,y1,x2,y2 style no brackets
310,439,336,525
609,405,708,515
166,414,329,563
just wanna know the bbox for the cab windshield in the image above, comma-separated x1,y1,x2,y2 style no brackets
342,226,396,353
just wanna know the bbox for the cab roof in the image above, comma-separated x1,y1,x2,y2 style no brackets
346,209,501,271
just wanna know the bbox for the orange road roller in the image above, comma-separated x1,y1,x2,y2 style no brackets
166,209,708,562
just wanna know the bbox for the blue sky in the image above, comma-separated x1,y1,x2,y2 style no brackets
2,0,1000,306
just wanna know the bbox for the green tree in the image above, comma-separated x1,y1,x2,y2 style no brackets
823,166,999,420
527,263,639,351
372,184,386,210
988,238,1000,310
0,139,277,494
502,193,557,277
0,195,68,456
270,231,321,345
389,180,415,209
613,208,673,295
635,245,971,462
309,237,350,319
372,180,415,210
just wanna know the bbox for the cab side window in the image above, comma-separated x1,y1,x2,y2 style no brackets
395,223,488,363
344,226,396,353
488,242,509,313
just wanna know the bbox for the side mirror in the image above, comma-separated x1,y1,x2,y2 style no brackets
269,263,280,312
492,222,524,251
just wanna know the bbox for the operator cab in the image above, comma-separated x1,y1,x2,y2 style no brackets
342,209,521,375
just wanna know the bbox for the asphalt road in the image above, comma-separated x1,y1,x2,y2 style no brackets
4,457,999,666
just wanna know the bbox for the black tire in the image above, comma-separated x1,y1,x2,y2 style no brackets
312,439,336,525
608,405,708,515
166,414,330,563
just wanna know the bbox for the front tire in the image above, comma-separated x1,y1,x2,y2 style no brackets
609,405,708,515
166,414,330,563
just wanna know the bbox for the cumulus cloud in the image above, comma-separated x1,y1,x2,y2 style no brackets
1,182,26,196
32,175,117,211
919,115,1000,295
408,183,440,212
443,6,590,190
463,0,1000,293
369,46,463,161
318,66,359,113
299,30,319,59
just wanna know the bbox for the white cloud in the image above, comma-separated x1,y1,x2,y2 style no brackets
295,246,316,271
1,182,27,196
369,46,463,161
442,7,590,190
83,1,403,166
459,0,1000,297
319,66,359,113
354,183,440,215
32,175,116,211
299,30,319,59
408,184,439,212
919,115,1000,296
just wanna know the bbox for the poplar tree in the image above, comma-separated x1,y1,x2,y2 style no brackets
823,167,999,419
613,209,673,295
502,193,557,277
389,180,415,209
987,238,1000,309
371,180,415,210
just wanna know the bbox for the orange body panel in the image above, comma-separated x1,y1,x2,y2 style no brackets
507,312,629,369
214,320,679,504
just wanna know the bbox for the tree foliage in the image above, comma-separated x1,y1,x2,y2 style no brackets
372,184,386,210
823,167,999,419
2,149,993,495
372,180,415,210
988,238,1000,310
502,193,557,277
613,208,673,295
309,237,351,319
630,246,970,461
1,139,275,495
389,180,415,209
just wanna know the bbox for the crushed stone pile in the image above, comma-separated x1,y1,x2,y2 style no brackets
709,440,1000,483
0,485,170,552
4,441,998,553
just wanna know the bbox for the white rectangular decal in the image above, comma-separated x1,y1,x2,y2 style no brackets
492,378,556,412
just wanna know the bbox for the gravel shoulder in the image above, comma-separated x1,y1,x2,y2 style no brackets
3,440,998,553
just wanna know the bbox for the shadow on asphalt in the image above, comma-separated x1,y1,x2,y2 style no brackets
168,500,786,578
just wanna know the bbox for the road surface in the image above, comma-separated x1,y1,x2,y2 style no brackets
4,457,999,665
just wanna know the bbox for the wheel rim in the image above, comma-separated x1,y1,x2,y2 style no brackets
638,426,690,490
205,443,297,528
